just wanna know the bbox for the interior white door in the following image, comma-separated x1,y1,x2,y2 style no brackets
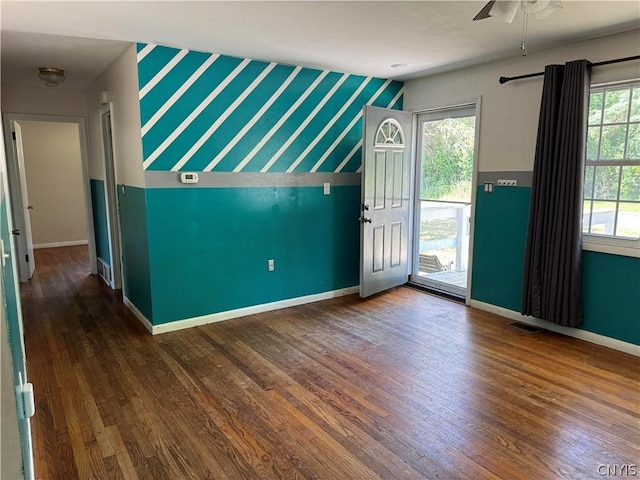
360,105,412,298
0,120,35,479
9,122,35,281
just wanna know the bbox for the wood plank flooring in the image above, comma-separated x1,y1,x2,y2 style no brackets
21,246,640,479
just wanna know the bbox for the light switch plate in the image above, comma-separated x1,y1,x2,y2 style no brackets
323,183,330,195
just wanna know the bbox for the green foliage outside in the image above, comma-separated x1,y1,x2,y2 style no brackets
421,116,475,201
584,85,640,238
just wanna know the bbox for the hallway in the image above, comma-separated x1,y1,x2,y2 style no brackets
21,246,640,479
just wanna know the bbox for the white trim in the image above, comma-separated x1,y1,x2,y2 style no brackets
123,296,153,334
583,235,640,258
124,286,359,335
33,240,88,249
469,299,640,357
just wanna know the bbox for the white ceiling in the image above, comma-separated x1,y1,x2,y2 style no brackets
1,1,639,91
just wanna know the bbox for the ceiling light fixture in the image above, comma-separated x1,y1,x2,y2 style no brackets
390,63,408,69
38,67,65,87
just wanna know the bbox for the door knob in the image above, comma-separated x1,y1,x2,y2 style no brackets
362,204,369,211
359,216,372,224
27,205,33,210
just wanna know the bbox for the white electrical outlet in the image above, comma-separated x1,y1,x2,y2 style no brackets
497,179,518,186
268,259,275,271
323,182,330,195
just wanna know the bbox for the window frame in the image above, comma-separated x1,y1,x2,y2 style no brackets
582,79,640,258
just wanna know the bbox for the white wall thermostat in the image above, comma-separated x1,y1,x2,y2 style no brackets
180,172,199,184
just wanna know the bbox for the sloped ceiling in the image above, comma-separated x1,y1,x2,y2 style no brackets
1,1,639,91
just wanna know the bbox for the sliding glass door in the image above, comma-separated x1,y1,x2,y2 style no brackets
412,105,477,298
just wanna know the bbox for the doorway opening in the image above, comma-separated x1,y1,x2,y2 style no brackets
411,104,478,299
2,114,97,282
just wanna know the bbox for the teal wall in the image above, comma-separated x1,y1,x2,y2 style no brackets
117,185,152,320
1,193,28,475
583,251,640,345
89,179,110,267
136,43,403,173
128,43,405,325
471,185,640,345
145,185,360,324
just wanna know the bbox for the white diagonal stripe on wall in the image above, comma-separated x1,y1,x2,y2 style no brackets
142,54,219,137
234,70,329,172
139,49,189,100
143,58,252,170
204,66,303,172
388,87,404,110
137,44,155,62
310,79,392,172
170,63,277,171
261,73,350,173
286,76,374,173
334,141,362,173
335,87,403,173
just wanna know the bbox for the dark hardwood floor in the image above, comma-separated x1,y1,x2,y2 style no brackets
21,246,639,479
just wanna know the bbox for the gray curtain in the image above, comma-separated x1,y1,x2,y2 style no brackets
522,60,591,327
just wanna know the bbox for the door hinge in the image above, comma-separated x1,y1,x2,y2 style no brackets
12,131,16,141
26,254,29,263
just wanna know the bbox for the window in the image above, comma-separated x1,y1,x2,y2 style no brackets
583,81,640,257
375,119,404,146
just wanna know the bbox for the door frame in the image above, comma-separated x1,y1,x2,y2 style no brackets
408,96,482,305
99,105,124,290
2,113,98,277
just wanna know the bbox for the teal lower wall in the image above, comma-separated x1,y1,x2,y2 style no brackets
583,251,640,345
471,185,640,346
118,185,153,320
90,179,110,266
1,197,24,390
471,186,531,312
145,185,360,324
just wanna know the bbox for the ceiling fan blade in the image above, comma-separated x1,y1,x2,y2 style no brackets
533,0,563,20
473,0,496,21
488,1,520,24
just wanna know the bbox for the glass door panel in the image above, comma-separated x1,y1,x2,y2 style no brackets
412,106,477,298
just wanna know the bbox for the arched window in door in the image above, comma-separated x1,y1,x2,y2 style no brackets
375,119,405,147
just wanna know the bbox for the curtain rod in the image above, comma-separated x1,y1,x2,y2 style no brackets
499,55,640,85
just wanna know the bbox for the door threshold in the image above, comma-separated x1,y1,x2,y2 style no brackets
403,282,466,304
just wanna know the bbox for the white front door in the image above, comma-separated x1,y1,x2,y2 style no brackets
360,106,412,298
7,121,35,282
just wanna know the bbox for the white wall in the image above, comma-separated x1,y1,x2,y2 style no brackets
1,84,88,118
404,30,640,173
19,121,88,247
86,45,144,186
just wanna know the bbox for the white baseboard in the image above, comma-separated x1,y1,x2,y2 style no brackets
33,240,88,249
124,286,359,335
123,296,153,334
469,300,640,357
